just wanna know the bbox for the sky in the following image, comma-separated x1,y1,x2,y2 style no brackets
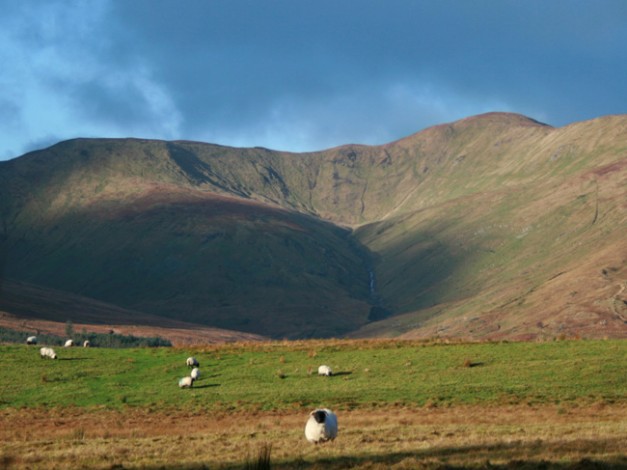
1,0,626,161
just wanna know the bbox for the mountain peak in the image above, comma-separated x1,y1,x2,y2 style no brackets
455,111,551,128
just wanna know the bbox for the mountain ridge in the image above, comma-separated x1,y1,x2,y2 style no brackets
1,112,625,340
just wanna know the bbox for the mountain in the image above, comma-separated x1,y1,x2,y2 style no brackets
1,112,625,340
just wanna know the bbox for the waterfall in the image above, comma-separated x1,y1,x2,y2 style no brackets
368,269,376,297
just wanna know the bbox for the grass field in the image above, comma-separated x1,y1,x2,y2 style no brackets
1,339,626,468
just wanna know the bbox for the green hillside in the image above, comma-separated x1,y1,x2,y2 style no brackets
0,147,372,337
1,112,625,339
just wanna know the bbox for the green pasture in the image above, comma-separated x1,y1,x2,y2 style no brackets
1,339,625,410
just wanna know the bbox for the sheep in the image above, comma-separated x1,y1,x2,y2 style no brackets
26,336,37,345
178,376,195,388
190,367,200,380
39,347,57,360
186,356,199,368
318,365,333,376
305,408,338,444
64,339,74,347
83,340,90,347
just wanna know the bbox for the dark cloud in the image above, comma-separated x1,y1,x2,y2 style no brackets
1,0,626,159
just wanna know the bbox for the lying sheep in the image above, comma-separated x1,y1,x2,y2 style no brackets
318,365,333,376
83,340,90,347
305,408,338,444
191,367,200,380
39,347,57,360
26,336,37,345
186,357,199,368
64,339,74,347
178,376,195,388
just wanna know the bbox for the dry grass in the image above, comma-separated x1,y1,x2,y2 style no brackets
1,403,625,469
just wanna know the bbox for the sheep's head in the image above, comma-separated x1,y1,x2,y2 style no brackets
312,410,327,424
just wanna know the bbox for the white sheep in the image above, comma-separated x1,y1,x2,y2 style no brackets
178,376,195,388
26,336,37,345
318,365,333,376
39,347,57,360
305,408,338,444
186,356,199,368
64,339,74,347
191,367,200,380
83,340,90,347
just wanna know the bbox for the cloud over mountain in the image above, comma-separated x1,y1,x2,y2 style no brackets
1,1,626,160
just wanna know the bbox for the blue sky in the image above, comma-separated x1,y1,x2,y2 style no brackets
1,0,626,160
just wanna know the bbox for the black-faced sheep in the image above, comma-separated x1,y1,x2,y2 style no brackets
186,357,199,368
64,339,74,347
318,365,332,376
305,408,338,444
83,340,90,347
191,367,200,380
178,376,195,388
39,347,57,360
26,336,37,345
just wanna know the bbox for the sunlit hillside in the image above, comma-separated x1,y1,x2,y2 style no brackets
1,113,625,339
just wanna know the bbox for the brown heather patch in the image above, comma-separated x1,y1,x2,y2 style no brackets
1,403,626,469
0,307,267,347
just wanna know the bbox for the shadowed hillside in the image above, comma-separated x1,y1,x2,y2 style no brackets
1,112,625,339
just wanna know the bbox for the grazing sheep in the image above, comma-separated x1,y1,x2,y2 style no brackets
64,339,74,347
318,365,333,376
191,367,200,380
26,336,37,345
186,357,199,368
83,340,90,347
39,347,57,360
178,376,195,388
305,408,338,444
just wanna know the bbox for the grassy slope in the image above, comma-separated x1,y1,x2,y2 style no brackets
350,115,627,339
1,339,625,410
0,141,373,338
0,280,268,345
1,113,626,339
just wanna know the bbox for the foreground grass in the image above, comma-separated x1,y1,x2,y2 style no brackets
1,339,626,469
1,404,626,469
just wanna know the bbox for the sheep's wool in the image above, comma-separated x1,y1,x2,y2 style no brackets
39,347,57,359
305,409,338,444
318,365,332,376
186,357,199,368
178,376,194,388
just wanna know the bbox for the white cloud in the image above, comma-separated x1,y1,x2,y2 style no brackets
0,0,182,158
193,80,523,152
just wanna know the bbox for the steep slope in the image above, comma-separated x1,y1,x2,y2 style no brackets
1,112,625,340
0,141,373,338
351,115,627,339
